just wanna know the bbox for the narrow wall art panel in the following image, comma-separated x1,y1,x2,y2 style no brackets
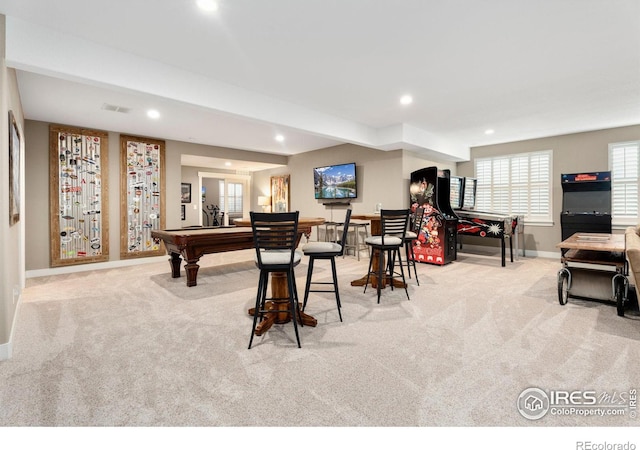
9,111,21,227
120,135,166,259
271,175,290,212
50,125,109,267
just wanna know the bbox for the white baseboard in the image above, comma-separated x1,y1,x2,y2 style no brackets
26,255,168,279
0,342,10,360
0,290,22,361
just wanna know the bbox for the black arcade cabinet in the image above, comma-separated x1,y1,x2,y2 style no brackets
560,172,612,241
437,169,460,263
409,166,458,265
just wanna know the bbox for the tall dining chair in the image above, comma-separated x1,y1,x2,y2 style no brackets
403,207,425,285
301,209,352,322
364,209,411,303
249,211,303,349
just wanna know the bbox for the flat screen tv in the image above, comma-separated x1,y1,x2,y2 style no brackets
313,162,357,199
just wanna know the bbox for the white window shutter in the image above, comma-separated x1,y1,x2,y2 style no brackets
475,150,552,222
610,142,640,220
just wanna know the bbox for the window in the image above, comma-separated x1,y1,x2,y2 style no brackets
609,141,640,224
475,150,552,223
219,181,243,214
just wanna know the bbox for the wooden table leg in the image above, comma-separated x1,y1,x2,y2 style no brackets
184,260,200,287
351,248,406,289
168,252,201,287
169,253,182,278
248,271,317,336
351,248,385,288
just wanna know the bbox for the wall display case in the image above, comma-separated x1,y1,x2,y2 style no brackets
120,135,166,259
49,125,109,267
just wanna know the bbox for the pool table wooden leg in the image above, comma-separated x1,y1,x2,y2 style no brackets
184,260,200,287
169,252,182,278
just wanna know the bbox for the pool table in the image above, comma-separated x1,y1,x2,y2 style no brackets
151,226,255,287
152,218,324,287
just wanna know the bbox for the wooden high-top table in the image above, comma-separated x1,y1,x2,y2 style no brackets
349,213,406,289
234,217,325,336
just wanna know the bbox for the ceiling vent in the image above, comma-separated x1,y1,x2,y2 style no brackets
101,103,131,113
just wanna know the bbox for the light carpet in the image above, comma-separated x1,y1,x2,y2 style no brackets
1,248,639,427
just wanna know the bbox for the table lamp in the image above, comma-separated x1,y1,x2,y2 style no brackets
258,196,271,212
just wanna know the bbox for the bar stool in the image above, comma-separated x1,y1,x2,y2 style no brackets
342,221,370,260
301,209,352,322
322,221,343,243
364,209,411,303
249,211,303,349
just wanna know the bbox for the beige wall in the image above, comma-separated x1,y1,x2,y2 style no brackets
27,124,453,271
24,95,640,273
251,143,455,239
402,149,457,180
24,116,640,265
23,120,286,270
457,124,640,254
1,14,26,354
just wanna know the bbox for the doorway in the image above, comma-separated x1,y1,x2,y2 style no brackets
198,171,251,226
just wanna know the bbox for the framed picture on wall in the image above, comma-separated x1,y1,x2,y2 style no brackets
270,175,290,212
8,110,21,226
181,204,186,221
181,183,192,203
49,124,109,267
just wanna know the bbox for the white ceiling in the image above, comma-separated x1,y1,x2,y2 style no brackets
2,0,639,169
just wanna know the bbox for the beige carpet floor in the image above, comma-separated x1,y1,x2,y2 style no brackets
1,247,639,427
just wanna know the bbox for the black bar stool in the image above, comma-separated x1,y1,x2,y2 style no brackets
301,209,352,321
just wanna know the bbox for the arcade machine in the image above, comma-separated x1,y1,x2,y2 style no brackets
557,172,627,316
409,166,457,265
437,169,460,262
451,176,522,267
560,172,611,241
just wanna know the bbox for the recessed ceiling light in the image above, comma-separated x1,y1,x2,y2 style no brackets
224,162,232,167
196,0,218,12
147,109,160,119
400,95,413,106
485,129,495,135
275,134,285,142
